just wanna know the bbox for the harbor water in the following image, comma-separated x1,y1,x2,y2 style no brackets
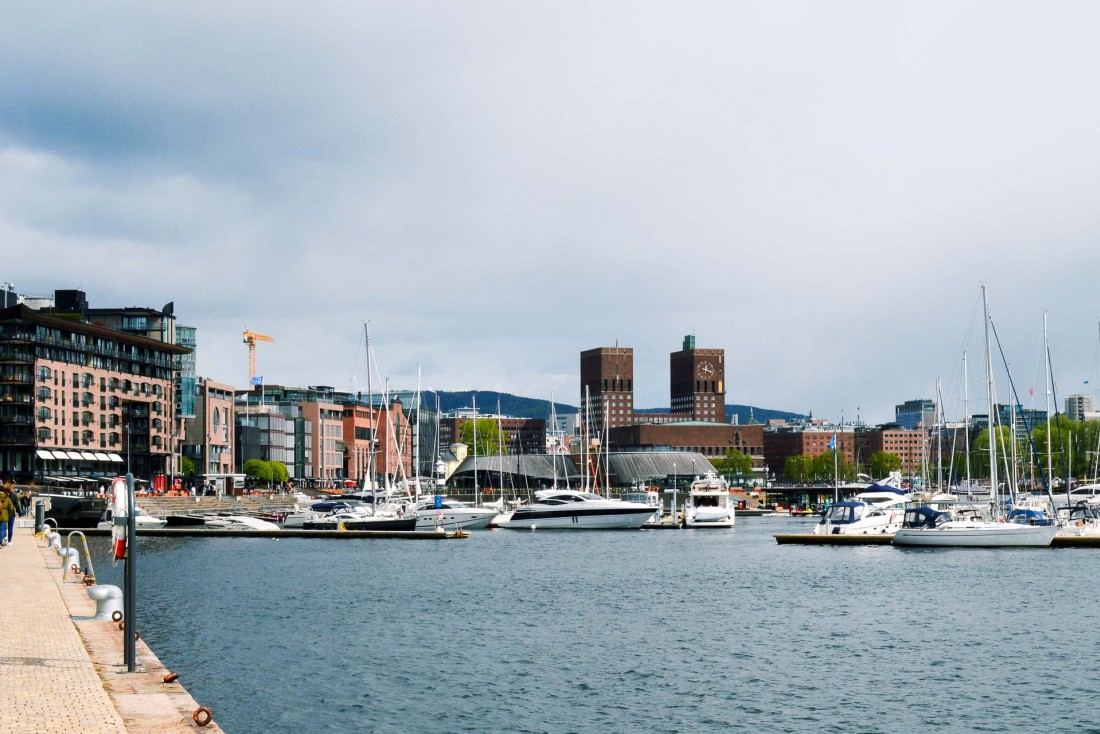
87,516,1100,733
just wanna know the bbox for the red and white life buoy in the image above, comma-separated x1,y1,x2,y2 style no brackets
110,477,128,560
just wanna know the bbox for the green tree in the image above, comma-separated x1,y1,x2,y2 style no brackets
271,461,289,484
869,451,902,479
971,426,1020,478
783,455,810,484
1029,416,1100,484
243,458,272,484
179,455,195,478
712,449,753,482
810,450,853,482
459,418,509,457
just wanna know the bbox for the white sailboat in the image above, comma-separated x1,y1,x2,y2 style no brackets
894,287,1057,548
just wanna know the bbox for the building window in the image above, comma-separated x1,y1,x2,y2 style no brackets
37,386,51,401
38,366,51,381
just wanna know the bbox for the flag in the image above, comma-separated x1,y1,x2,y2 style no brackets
827,432,836,451
250,375,264,386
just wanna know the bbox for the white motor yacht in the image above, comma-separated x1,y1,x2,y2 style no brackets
620,484,663,526
408,496,499,531
96,506,167,530
683,472,735,528
495,489,655,530
204,515,282,531
814,484,908,536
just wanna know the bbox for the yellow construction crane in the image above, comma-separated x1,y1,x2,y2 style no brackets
242,330,275,383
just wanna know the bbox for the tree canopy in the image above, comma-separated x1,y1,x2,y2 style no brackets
868,451,902,479
459,418,509,458
711,449,754,482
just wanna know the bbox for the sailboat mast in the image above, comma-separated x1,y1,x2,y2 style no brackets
472,395,478,507
497,399,506,506
983,286,999,512
935,378,943,491
1044,311,1053,496
550,392,559,491
365,321,374,492
964,351,971,492
413,364,422,503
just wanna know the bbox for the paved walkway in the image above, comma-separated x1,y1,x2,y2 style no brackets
0,524,224,733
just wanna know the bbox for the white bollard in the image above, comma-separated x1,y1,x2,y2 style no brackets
45,531,61,550
87,584,124,621
59,546,80,574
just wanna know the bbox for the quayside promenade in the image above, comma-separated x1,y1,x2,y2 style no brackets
0,525,224,734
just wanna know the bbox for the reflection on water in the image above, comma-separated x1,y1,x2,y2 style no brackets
88,517,1100,733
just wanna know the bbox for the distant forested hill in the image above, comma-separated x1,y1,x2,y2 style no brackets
634,405,806,424
423,391,576,419
424,390,803,423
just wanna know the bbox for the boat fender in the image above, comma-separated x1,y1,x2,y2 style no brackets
193,707,213,727
163,672,179,683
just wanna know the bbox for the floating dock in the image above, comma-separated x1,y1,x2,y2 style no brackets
775,533,893,545
57,527,468,539
776,533,1100,547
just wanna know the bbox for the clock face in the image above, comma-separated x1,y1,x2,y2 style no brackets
697,361,714,378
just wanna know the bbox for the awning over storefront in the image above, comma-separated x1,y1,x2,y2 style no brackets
36,449,57,460
107,453,124,463
64,451,85,461
80,452,98,461
93,452,112,461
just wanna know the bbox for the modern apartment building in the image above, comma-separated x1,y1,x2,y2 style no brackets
183,377,235,476
0,303,190,483
895,399,935,429
1066,393,1100,422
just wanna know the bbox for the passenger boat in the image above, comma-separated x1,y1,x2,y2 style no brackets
495,489,655,530
682,472,734,528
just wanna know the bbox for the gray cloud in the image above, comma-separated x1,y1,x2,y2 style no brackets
3,1,1099,423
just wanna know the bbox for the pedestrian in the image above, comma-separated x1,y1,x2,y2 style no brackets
0,487,16,547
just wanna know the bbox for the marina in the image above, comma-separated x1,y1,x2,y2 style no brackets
67,514,1100,733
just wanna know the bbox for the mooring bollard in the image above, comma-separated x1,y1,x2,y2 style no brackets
87,585,124,621
59,547,80,578
45,530,61,550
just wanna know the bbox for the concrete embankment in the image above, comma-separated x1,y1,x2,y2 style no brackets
0,524,225,733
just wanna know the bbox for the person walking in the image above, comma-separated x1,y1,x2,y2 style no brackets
0,487,15,548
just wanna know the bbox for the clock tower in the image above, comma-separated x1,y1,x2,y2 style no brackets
669,335,725,422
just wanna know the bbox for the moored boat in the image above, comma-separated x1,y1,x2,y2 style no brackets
683,472,734,528
495,489,654,530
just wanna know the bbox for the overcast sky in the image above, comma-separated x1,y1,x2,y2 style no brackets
3,2,1099,423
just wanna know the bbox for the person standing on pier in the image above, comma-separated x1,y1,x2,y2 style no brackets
0,487,15,547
